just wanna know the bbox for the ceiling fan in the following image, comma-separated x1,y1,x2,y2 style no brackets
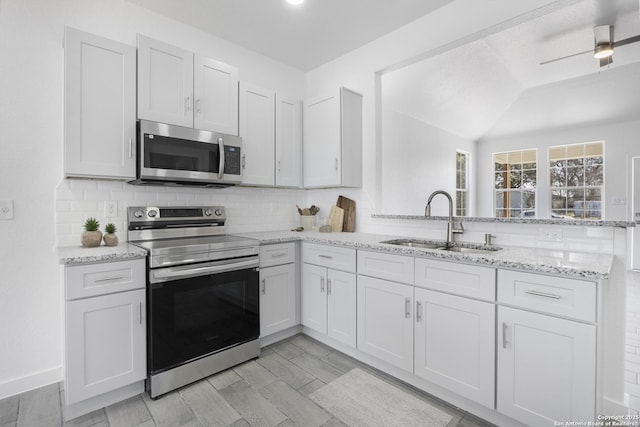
541,25,640,67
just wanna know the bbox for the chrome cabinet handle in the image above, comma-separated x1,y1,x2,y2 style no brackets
416,301,422,323
261,279,266,294
327,279,332,295
94,276,124,283
242,154,246,169
139,302,143,325
277,160,281,173
524,290,561,299
502,322,509,348
320,277,325,293
196,98,201,114
185,96,192,113
335,157,338,171
271,253,287,258
405,298,411,318
318,254,333,259
128,138,132,158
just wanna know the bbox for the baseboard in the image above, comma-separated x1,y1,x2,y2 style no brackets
63,381,144,421
0,366,63,400
260,325,303,347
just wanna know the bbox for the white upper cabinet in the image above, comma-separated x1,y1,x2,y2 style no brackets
137,35,238,135
275,94,302,187
194,56,239,135
239,82,275,186
304,87,362,188
64,27,136,180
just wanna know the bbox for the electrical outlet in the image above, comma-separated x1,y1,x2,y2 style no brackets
538,228,563,242
104,201,118,218
0,200,14,220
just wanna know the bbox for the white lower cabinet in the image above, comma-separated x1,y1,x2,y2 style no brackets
497,306,596,426
66,289,146,404
414,288,495,408
259,243,298,337
356,275,414,372
63,258,146,420
260,263,297,336
302,263,357,347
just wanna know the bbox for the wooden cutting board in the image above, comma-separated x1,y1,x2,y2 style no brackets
336,195,356,232
328,205,344,232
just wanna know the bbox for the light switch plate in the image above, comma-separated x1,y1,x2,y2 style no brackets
0,200,14,220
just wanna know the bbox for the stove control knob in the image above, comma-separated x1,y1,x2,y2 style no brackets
147,209,158,218
215,209,223,216
204,209,213,216
133,209,144,218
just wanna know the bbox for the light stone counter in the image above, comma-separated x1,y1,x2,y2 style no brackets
57,243,147,265
234,230,614,280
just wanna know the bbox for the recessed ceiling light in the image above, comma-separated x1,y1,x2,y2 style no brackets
287,0,304,5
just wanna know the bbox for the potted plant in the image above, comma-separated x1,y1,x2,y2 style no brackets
81,217,102,247
103,223,118,247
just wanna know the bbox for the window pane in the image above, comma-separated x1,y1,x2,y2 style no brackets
550,163,566,187
495,172,505,189
566,166,584,187
549,146,566,161
585,164,603,186
495,209,507,218
508,191,521,210
509,171,522,189
522,170,536,188
568,189,585,218
507,151,522,165
494,149,537,219
522,191,536,209
495,191,506,209
551,189,567,209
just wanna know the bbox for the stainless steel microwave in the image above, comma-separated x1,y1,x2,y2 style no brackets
129,120,242,187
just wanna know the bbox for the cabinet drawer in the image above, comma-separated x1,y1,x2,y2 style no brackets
303,243,356,272
415,258,495,301
497,270,596,322
357,250,414,284
260,242,296,267
65,259,145,300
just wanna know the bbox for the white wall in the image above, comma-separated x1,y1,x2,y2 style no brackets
380,109,475,216
476,119,640,220
0,0,305,398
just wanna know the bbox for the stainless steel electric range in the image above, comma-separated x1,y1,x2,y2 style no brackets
127,206,260,399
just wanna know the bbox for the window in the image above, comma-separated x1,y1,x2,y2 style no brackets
456,150,469,216
494,149,537,218
549,142,604,220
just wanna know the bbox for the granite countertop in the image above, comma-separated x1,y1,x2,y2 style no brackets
371,214,635,228
57,243,147,265
235,230,614,280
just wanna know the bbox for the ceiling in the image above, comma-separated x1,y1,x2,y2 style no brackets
126,0,453,71
382,0,640,141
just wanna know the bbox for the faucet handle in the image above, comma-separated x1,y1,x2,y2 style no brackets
452,221,464,234
484,233,496,246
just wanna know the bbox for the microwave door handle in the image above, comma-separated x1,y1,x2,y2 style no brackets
218,137,225,180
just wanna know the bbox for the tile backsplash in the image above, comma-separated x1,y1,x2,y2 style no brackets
55,179,306,247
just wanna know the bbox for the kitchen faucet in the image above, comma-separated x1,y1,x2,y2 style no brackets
425,190,464,246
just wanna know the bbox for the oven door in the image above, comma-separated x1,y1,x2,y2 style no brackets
148,260,259,375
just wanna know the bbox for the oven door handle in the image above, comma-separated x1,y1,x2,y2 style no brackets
151,258,258,282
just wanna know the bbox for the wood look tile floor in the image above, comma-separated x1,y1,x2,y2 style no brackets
0,334,493,427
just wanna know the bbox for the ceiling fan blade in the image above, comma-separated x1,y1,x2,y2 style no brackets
613,35,640,48
599,55,613,67
539,49,592,65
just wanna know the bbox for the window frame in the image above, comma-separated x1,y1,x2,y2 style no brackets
456,150,470,217
492,149,537,219
547,141,605,220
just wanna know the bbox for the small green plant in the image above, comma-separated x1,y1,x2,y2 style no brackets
105,223,117,234
83,217,100,232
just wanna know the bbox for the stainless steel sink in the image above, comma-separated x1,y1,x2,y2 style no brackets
380,239,441,249
380,238,502,254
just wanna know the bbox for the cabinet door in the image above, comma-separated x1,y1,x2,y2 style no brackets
303,92,341,187
195,56,239,135
239,82,275,185
414,288,495,408
301,263,327,334
357,276,414,372
260,264,296,337
64,27,136,179
275,94,302,187
65,289,145,405
327,270,357,347
137,35,193,127
497,306,596,425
